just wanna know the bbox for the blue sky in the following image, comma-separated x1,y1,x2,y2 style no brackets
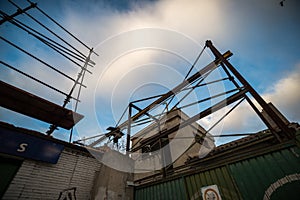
0,0,299,145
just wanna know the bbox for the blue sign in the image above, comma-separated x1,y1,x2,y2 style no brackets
0,126,64,164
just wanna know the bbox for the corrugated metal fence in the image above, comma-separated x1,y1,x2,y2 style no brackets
229,147,300,200
134,146,300,200
185,166,240,200
135,178,187,200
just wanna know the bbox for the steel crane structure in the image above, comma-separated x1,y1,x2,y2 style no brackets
80,40,295,154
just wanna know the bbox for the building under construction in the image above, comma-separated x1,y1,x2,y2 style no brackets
0,1,299,200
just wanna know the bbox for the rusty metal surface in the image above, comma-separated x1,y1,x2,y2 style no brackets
205,40,294,139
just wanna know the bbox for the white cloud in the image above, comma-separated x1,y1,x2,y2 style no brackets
1,0,299,142
263,64,300,122
202,64,300,139
58,0,231,138
55,0,300,138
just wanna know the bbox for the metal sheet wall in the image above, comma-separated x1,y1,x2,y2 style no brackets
229,147,300,200
135,166,240,200
0,157,22,198
184,166,240,199
134,146,300,200
135,178,187,200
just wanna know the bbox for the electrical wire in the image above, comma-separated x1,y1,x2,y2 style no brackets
184,45,206,80
8,0,87,58
26,0,98,56
166,45,206,108
0,60,79,101
0,36,86,87
2,11,87,61
169,70,211,111
1,0,97,138
0,12,93,74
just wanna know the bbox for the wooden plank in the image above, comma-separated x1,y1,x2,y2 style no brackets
0,81,83,129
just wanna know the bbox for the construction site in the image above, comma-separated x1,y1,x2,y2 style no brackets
0,0,299,200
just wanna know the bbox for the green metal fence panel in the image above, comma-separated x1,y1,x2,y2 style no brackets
134,145,300,200
135,178,188,200
229,147,300,200
184,166,241,200
135,167,241,200
0,157,22,198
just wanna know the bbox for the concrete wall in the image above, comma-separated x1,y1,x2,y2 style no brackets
131,110,215,181
92,165,133,200
91,149,134,200
3,147,101,200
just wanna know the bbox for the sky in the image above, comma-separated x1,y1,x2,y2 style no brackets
0,0,299,146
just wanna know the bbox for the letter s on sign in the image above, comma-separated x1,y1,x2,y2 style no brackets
17,143,28,152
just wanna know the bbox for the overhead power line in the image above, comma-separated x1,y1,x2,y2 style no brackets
1,0,97,137
0,61,79,101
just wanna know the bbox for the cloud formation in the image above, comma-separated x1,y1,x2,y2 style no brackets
202,64,300,146
263,64,300,122
1,0,299,143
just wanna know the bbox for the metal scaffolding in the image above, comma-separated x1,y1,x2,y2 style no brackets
0,0,97,141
